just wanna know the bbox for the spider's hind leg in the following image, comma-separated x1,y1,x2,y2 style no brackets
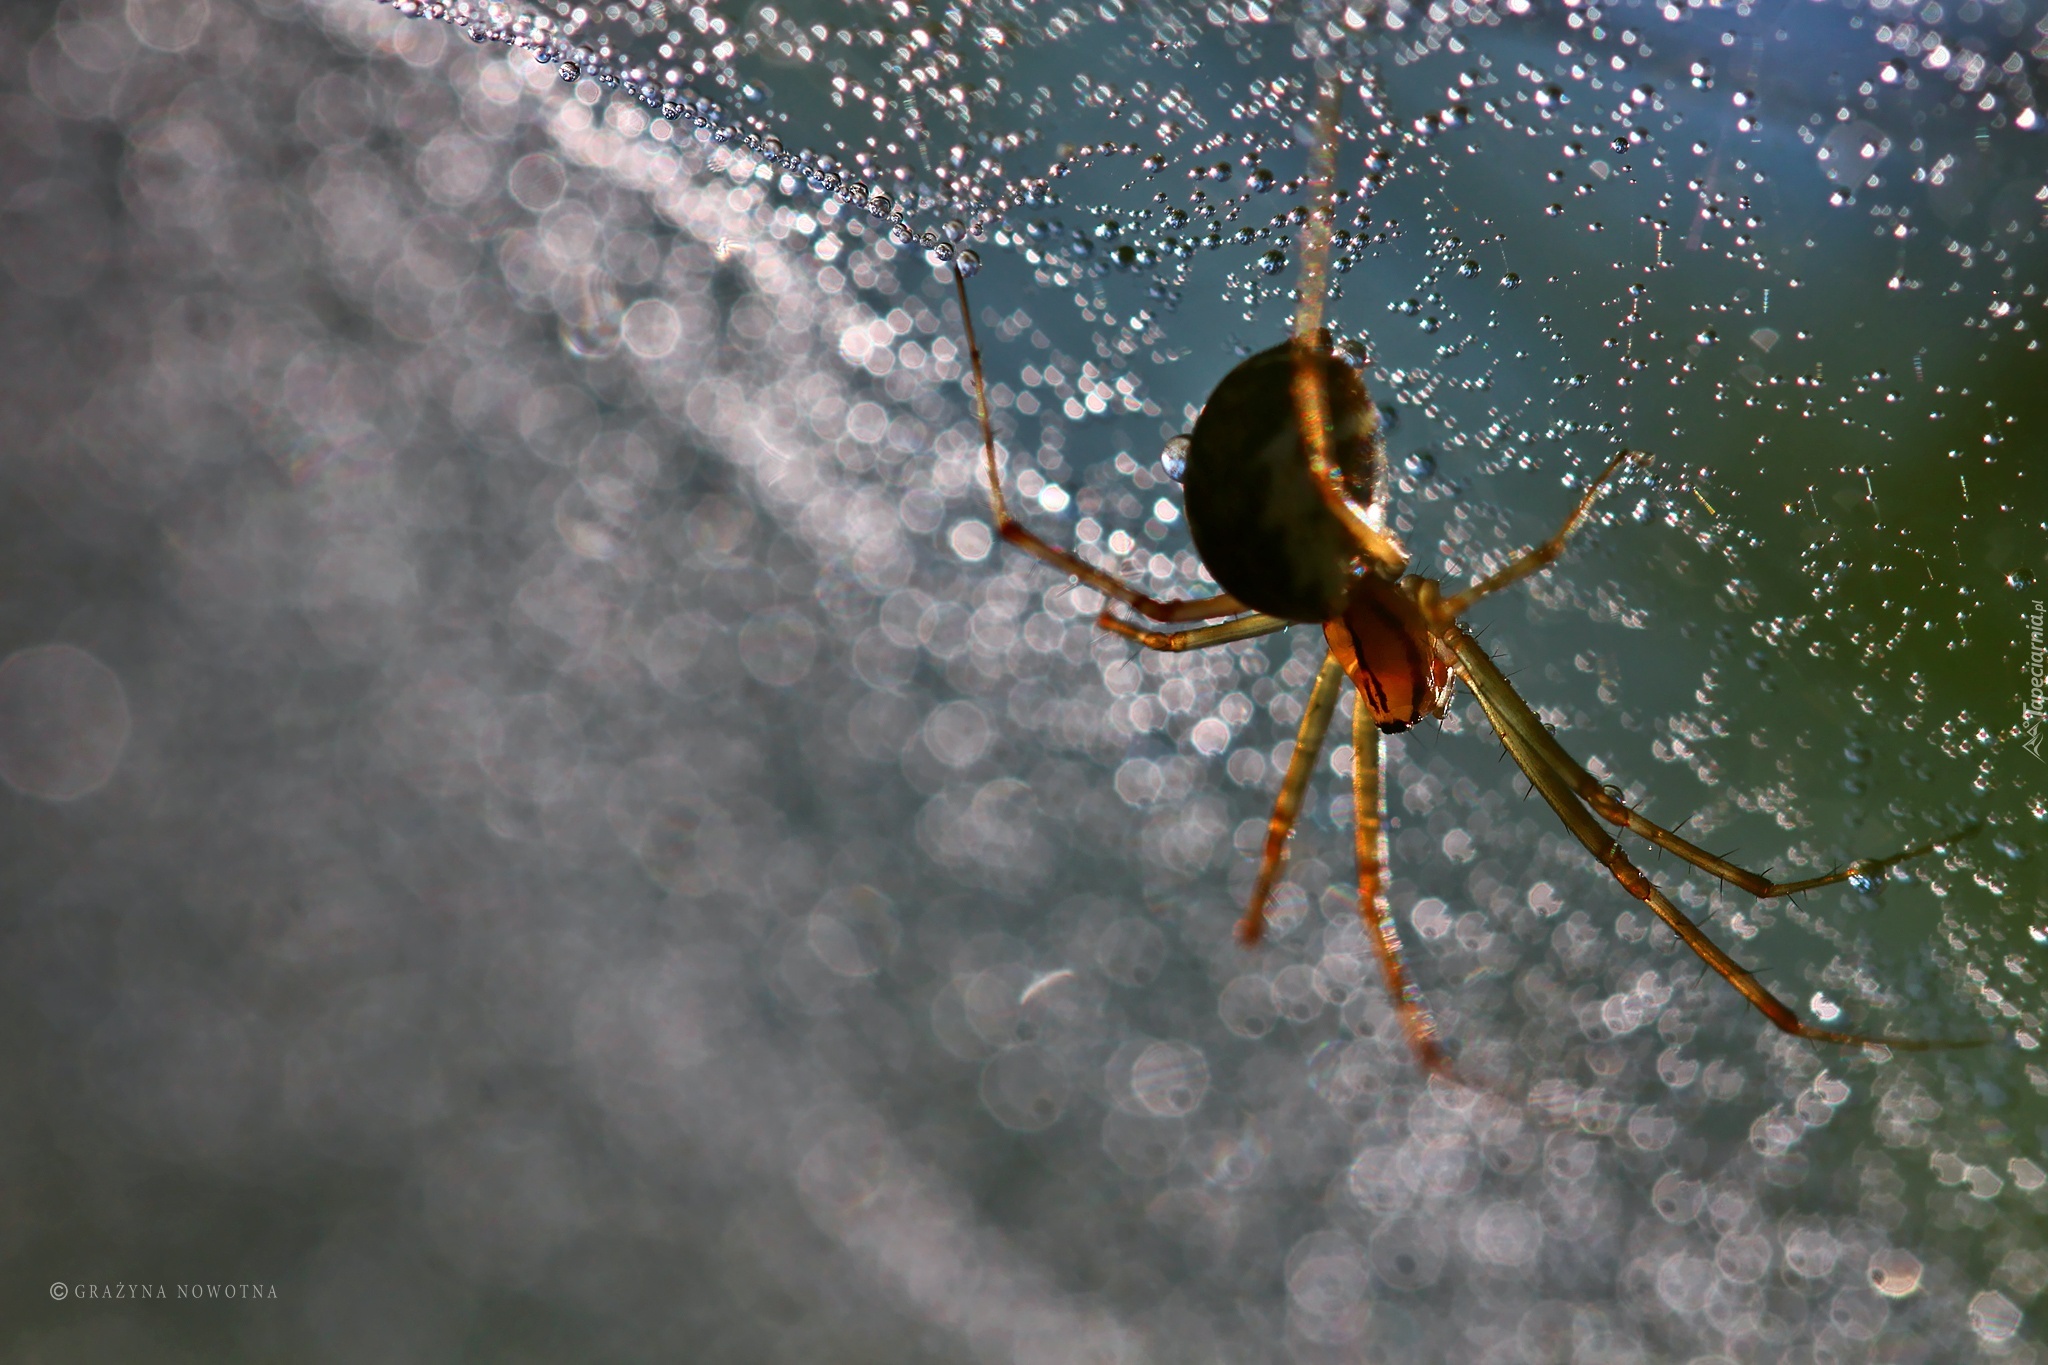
1097,611,1291,654
1285,69,1409,581
951,272,1245,624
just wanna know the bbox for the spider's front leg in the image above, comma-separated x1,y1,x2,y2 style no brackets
1437,448,1647,621
1455,634,1980,900
1229,650,1463,1078
1237,654,1344,946
1348,687,1452,1075
1449,626,1983,1051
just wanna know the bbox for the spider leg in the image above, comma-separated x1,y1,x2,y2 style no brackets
1238,654,1344,945
1290,72,1339,351
1349,686,1453,1074
1453,635,1981,898
1288,72,1408,581
1097,610,1292,654
952,273,1244,624
1446,626,1981,1051
1438,448,1647,619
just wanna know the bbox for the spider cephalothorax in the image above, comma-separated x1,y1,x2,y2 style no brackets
1322,574,1454,734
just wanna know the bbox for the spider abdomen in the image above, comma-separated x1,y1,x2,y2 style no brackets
1322,575,1452,733
1180,336,1384,623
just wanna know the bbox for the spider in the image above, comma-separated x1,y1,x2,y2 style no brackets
945,73,1977,1077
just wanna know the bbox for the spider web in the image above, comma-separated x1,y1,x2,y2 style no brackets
1,0,2044,1358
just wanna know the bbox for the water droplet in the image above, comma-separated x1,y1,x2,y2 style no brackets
1403,450,1436,479
1869,1249,1923,1298
1458,258,1480,277
1130,1041,1210,1117
1161,435,1190,482
1499,272,1520,289
980,1046,1069,1131
955,248,981,279
1696,327,1719,346
0,645,131,800
1258,248,1287,275
2007,570,2032,590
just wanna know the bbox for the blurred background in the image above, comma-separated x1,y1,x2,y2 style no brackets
0,0,2044,1359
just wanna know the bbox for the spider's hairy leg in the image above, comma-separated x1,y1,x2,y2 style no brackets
952,270,1245,624
1350,693,1453,1075
1754,825,1983,896
1455,629,1981,900
1448,627,1984,1051
1238,654,1344,945
1097,610,1292,654
1438,448,1647,620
